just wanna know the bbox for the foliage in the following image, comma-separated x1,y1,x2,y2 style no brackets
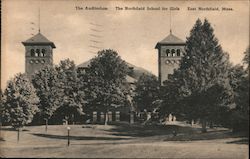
2,73,39,128
32,66,61,123
228,48,249,132
133,74,160,112
160,19,234,131
243,47,249,70
0,90,4,125
54,59,85,121
84,49,131,114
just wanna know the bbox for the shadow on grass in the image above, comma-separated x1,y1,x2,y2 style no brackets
32,133,130,141
106,122,247,142
0,137,5,142
0,127,29,132
107,122,199,137
226,138,249,145
72,141,136,146
164,130,248,142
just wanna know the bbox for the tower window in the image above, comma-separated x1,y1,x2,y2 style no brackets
31,49,35,56
35,49,39,57
177,49,181,56
171,49,175,56
165,60,170,64
166,49,170,56
41,49,46,56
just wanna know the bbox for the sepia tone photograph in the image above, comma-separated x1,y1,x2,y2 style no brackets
0,0,249,158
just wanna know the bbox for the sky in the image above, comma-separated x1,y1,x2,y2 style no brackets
1,0,249,89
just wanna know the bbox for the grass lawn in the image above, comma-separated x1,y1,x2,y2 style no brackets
0,122,248,158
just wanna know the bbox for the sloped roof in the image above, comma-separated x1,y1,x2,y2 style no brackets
22,32,56,48
155,32,185,48
125,62,153,80
77,59,154,83
126,75,137,83
77,60,91,68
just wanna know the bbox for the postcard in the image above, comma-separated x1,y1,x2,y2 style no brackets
1,0,249,158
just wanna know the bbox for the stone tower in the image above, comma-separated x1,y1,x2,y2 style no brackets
155,31,185,85
22,32,56,78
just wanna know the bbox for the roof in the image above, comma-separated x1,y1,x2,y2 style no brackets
22,32,56,48
155,32,185,48
126,75,137,84
77,59,154,83
125,62,153,80
77,60,91,68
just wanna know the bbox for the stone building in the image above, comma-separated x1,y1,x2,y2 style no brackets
22,32,56,78
155,31,186,85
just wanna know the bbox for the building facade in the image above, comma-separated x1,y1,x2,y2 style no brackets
22,32,56,78
155,31,186,85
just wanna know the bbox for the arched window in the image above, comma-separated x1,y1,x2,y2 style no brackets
165,60,170,64
30,60,33,64
171,49,175,56
35,60,39,64
177,49,181,56
35,49,40,57
166,49,170,56
41,49,46,57
31,49,35,56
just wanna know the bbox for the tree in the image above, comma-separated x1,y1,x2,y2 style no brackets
84,49,130,125
134,74,160,112
2,73,39,128
159,77,183,120
161,19,234,132
0,89,4,127
32,66,61,130
229,47,249,133
243,47,249,70
55,59,85,124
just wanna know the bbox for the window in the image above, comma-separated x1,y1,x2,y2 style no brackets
35,49,40,57
35,60,39,64
41,60,45,64
30,60,33,64
31,49,35,56
171,49,175,56
41,49,46,57
166,49,170,56
177,49,181,56
165,60,170,64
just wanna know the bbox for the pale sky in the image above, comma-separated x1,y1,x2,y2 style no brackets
1,0,249,89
